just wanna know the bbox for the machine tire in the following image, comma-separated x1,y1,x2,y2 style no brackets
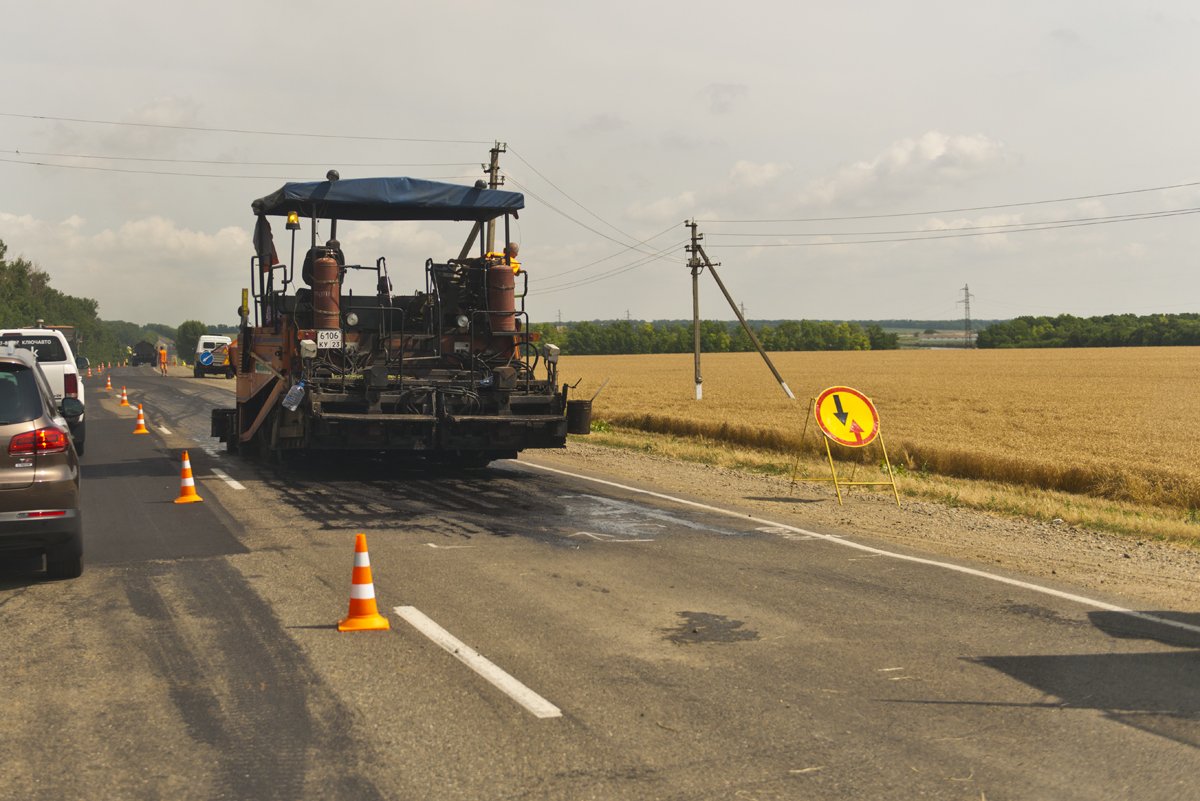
193,367,203,378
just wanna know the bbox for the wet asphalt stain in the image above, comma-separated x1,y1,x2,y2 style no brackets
665,611,759,645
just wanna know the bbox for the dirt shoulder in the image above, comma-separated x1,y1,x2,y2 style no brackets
522,440,1200,613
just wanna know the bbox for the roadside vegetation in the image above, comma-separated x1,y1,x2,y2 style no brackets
563,348,1200,544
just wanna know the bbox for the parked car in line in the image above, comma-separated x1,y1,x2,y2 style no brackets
0,345,83,579
0,327,88,456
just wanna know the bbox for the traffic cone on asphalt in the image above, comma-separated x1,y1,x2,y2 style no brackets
86,366,92,378
132,404,149,435
104,375,112,391
338,533,390,632
119,386,130,407
173,450,203,504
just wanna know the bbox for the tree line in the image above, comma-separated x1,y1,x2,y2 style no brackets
0,238,190,363
527,319,900,355
976,313,1200,348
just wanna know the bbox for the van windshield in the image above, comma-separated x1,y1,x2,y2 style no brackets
0,335,67,362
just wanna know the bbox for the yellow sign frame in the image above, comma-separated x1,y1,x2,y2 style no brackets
794,387,901,508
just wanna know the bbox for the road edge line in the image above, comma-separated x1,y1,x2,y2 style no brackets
513,461,1200,638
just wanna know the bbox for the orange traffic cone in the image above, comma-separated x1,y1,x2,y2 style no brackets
174,450,203,504
104,375,112,391
86,366,93,378
338,533,390,632
132,404,150,435
119,386,130,407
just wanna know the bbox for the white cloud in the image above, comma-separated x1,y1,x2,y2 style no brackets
799,131,1008,207
0,213,462,325
702,83,748,115
625,191,697,223
728,160,793,189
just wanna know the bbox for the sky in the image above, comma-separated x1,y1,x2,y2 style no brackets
1,1,1198,327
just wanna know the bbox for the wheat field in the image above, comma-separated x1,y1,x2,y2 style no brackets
559,347,1200,510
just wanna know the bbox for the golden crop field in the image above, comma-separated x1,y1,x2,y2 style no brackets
559,347,1200,511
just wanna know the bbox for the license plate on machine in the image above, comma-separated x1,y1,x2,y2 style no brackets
316,329,343,349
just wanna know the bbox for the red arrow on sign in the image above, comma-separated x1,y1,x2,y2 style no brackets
849,419,865,445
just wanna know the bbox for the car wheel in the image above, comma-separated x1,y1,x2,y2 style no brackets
46,554,83,579
46,536,83,579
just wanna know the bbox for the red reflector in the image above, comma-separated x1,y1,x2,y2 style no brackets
64,372,78,397
19,510,67,519
8,427,69,456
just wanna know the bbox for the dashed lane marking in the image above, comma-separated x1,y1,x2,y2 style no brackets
513,461,1200,639
210,468,245,490
157,425,173,435
394,605,562,719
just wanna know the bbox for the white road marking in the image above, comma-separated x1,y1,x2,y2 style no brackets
209,468,245,490
515,461,1200,638
425,543,474,549
157,425,173,435
569,531,655,543
394,605,562,719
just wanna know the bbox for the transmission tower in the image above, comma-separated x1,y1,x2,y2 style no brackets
957,284,975,348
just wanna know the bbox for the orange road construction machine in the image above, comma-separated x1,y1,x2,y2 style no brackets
211,173,573,466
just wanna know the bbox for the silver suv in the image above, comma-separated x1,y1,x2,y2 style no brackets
0,327,87,455
0,345,83,578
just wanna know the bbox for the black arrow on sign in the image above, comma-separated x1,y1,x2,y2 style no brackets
832,394,849,426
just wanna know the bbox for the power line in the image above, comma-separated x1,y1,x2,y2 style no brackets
536,240,686,295
0,148,477,168
704,208,1200,247
696,179,1200,223
0,155,477,181
705,207,1200,239
537,222,680,282
507,146,639,247
0,111,491,145
504,174,670,257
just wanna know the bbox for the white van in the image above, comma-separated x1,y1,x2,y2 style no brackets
0,327,88,455
194,335,234,379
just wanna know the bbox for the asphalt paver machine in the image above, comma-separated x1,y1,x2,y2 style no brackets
212,174,570,466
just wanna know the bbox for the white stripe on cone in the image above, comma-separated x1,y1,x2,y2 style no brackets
350,583,376,600
354,552,370,567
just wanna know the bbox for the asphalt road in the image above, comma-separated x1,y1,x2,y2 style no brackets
2,367,1199,800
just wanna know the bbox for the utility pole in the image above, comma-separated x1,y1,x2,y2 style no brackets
484,141,506,253
958,284,975,348
686,220,704,400
685,220,796,401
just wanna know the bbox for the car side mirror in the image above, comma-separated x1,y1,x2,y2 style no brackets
75,356,90,370
60,397,84,421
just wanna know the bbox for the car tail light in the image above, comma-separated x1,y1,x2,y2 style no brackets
64,372,78,397
8,427,70,456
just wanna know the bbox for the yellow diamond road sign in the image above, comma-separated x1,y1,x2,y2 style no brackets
815,386,880,448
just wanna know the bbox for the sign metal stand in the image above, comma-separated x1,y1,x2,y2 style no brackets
794,386,901,508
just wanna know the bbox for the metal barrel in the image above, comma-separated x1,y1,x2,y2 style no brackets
565,399,592,435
